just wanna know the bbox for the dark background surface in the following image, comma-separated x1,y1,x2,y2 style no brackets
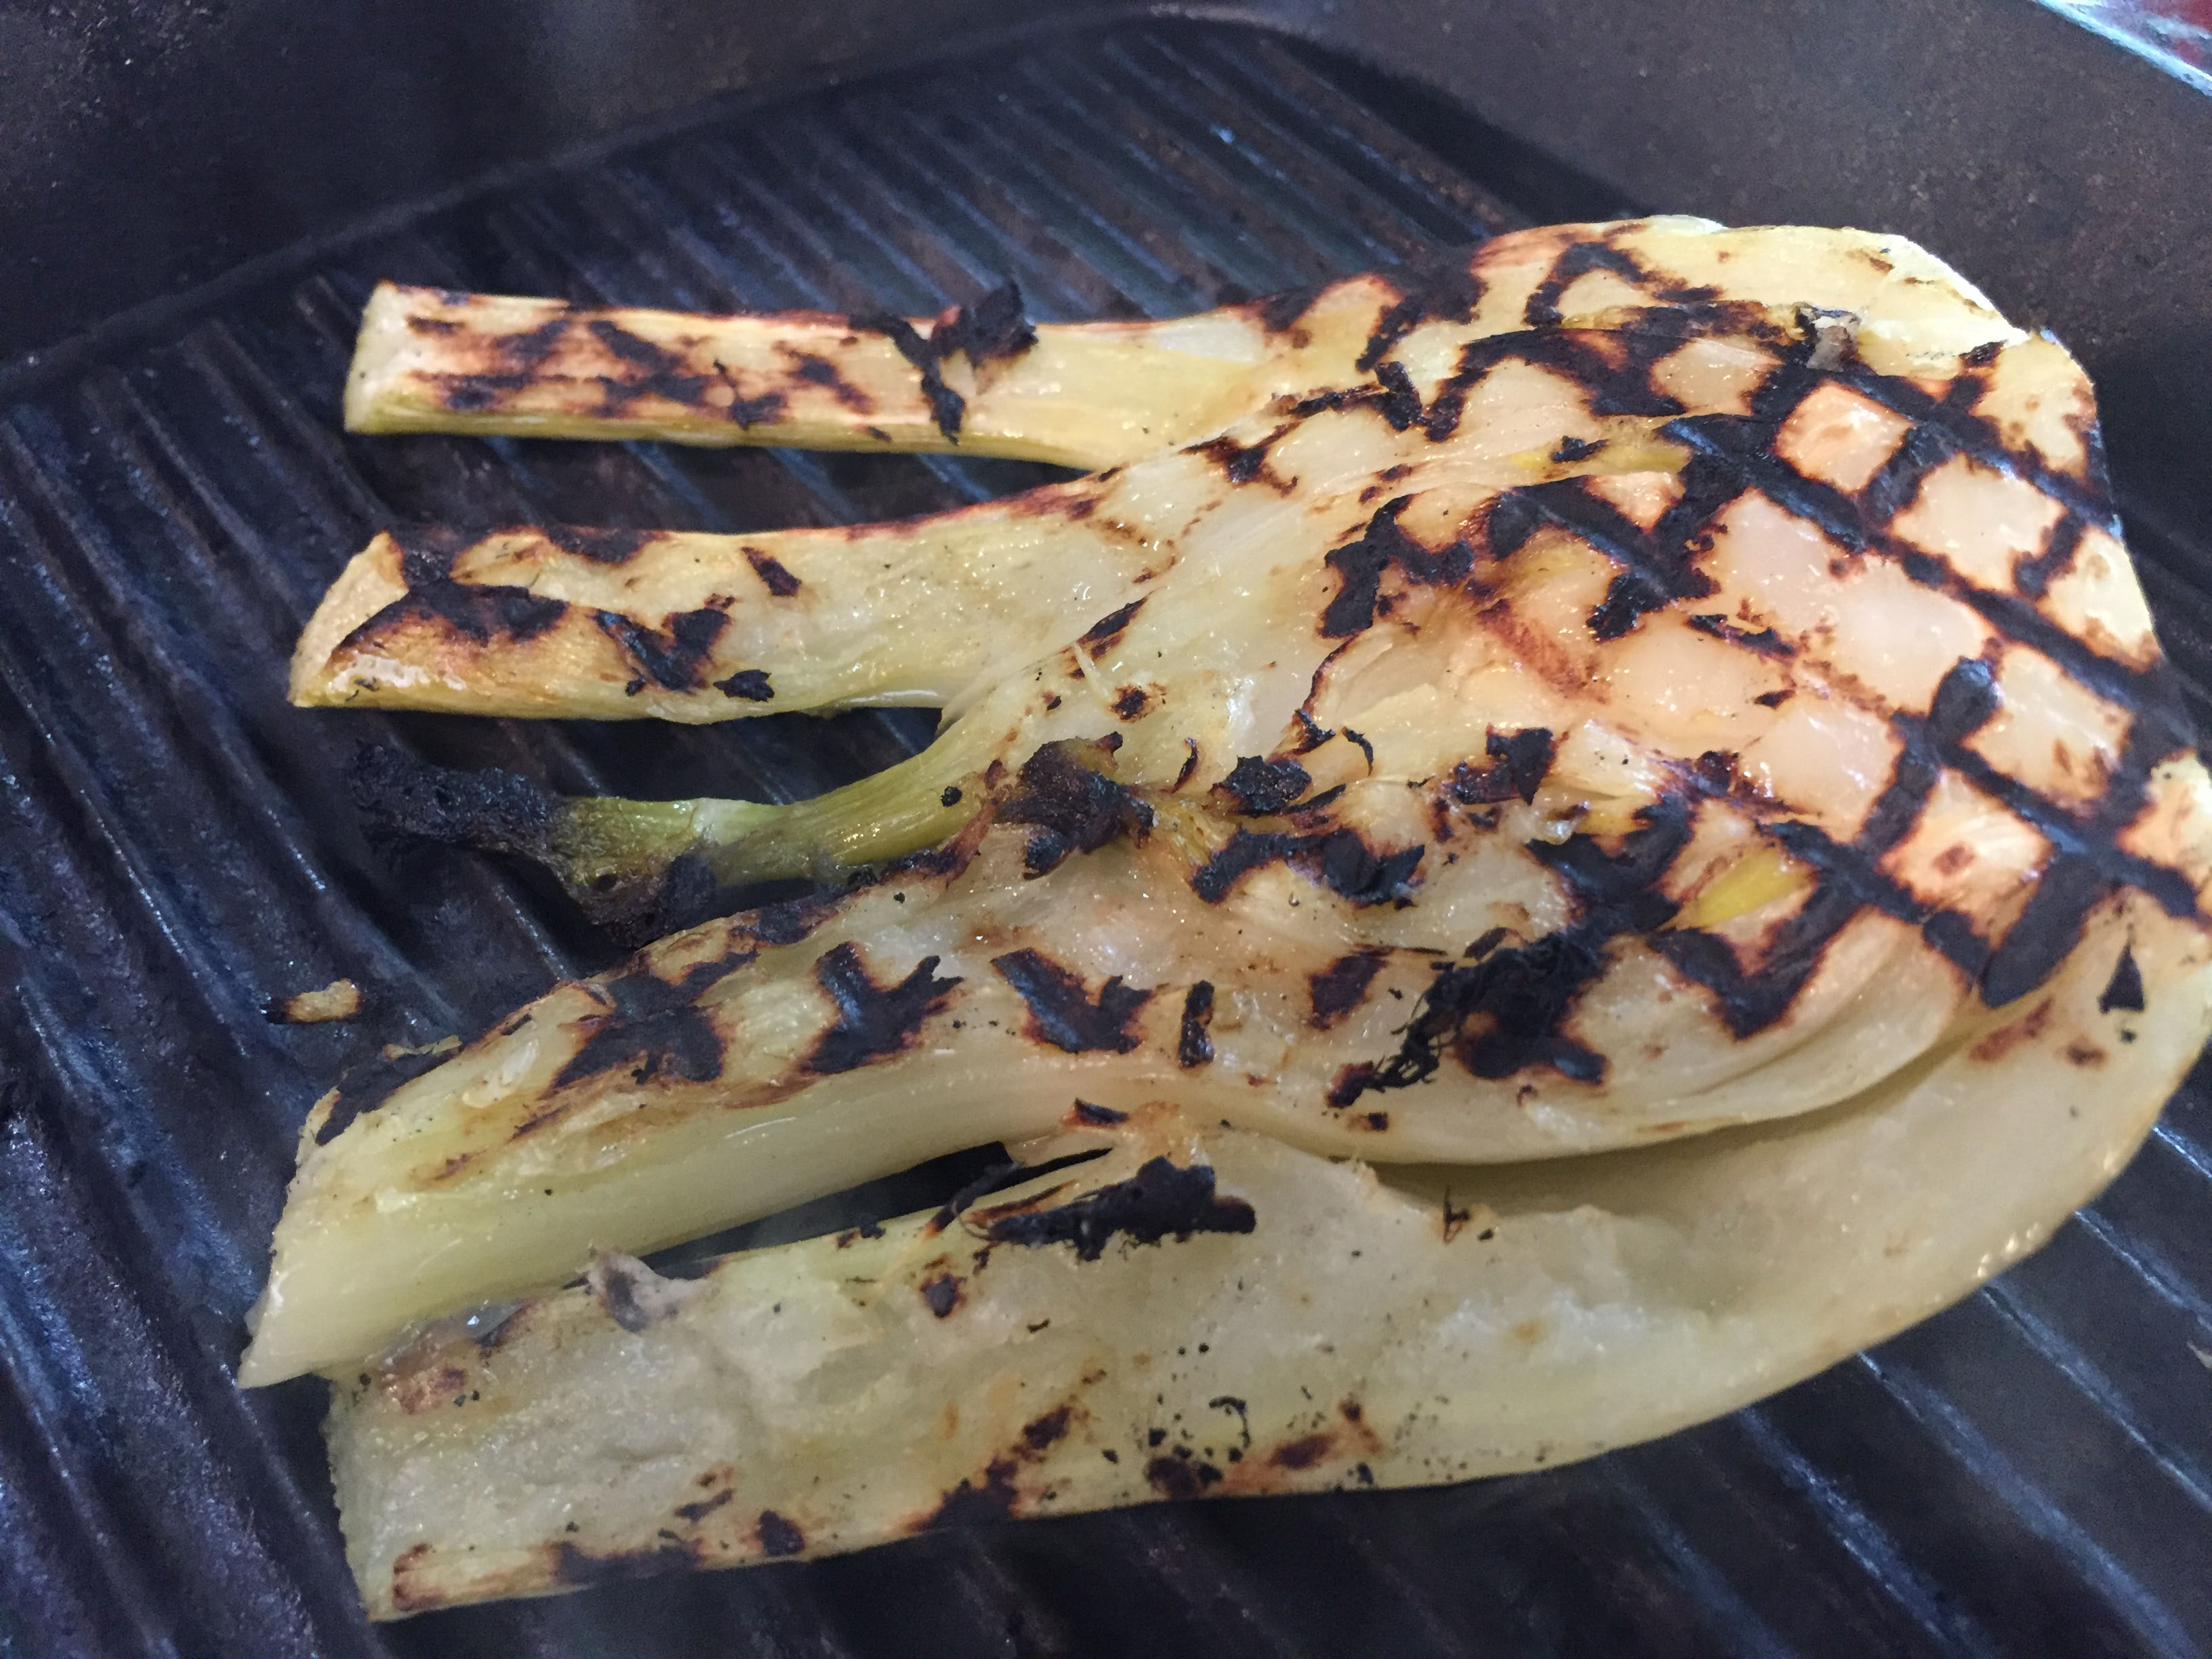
2,7,2211,1657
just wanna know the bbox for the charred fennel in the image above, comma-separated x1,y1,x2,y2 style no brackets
250,222,2212,1618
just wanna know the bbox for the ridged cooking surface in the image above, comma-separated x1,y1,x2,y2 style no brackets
1,22,2209,1658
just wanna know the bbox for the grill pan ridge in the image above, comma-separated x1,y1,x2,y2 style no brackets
2,21,2211,1658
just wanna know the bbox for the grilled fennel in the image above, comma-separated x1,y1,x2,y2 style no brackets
253,222,2210,1613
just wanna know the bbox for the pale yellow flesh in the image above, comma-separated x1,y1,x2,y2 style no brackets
329,884,2208,1618
248,221,2205,1396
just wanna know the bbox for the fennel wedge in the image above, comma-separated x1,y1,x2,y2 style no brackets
250,220,2212,1620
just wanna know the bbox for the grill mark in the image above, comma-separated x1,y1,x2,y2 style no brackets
1685,614,1795,657
340,577,568,653
855,281,1036,441
432,315,571,410
553,955,747,1091
1522,239,1723,328
1000,742,1153,876
1656,659,2010,1033
1333,797,1696,1102
1192,827,1424,907
1078,598,1146,655
745,548,802,596
1322,496,1475,638
1216,756,1311,815
991,949,1153,1053
593,607,731,693
804,944,962,1073
1309,951,1387,1029
1178,981,1216,1067
714,668,773,701
1191,424,1294,489
1256,283,1325,333
1481,467,1727,638
1357,254,1485,373
783,350,875,412
584,319,721,409
545,526,657,565
1450,727,1557,805
983,1156,1254,1260
2014,513,2087,600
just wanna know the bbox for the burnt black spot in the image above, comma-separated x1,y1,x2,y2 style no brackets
1079,598,1146,655
1551,436,1605,463
987,1158,1254,1261
858,281,1035,442
1372,360,1424,430
312,1038,459,1147
715,669,774,701
1309,950,1389,1029
2100,947,2146,1014
434,316,571,410
756,1510,806,1557
1754,688,1794,708
745,548,802,596
1685,613,1795,657
348,743,555,863
545,526,656,565
1256,283,1324,333
1074,1099,1128,1124
1450,727,1557,805
992,950,1153,1053
1216,756,1312,815
344,554,569,651
674,1490,732,1523
934,281,1038,366
1191,828,1425,907
941,785,964,808
785,350,874,411
1145,1453,1225,1499
1001,742,1153,875
1111,686,1150,720
1343,727,1376,769
726,388,787,429
1271,1433,1334,1471
553,1542,695,1587
1359,254,1484,373
1023,1406,1073,1450
927,1458,1020,1528
594,607,731,692
1191,424,1291,487
1179,981,1216,1068
592,1255,676,1332
1334,798,1695,1101
920,1273,962,1317
804,944,962,1073
1322,497,1475,638
554,954,746,1090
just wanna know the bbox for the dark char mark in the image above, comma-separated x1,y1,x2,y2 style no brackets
746,548,802,596
1079,598,1146,655
1216,755,1311,815
985,1157,1255,1260
2100,947,2146,1014
1147,1448,1225,1498
1193,828,1425,907
1685,613,1794,657
928,1460,1019,1528
785,350,874,411
1322,496,1475,638
313,1040,460,1147
434,316,570,411
1191,424,1292,488
1000,742,1154,876
1179,982,1216,1067
1421,310,1720,443
715,669,773,701
857,281,1036,441
594,607,731,693
1523,239,1721,328
1451,727,1557,805
1256,283,1324,333
1334,798,1695,1102
552,954,747,1090
1654,659,2008,1035
804,944,962,1073
992,949,1153,1053
756,1511,806,1557
348,743,554,863
342,527,569,649
1358,253,1484,373
546,526,657,565
583,319,721,409
1309,951,1387,1029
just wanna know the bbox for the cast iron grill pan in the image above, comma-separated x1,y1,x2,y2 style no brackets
1,22,2209,1658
